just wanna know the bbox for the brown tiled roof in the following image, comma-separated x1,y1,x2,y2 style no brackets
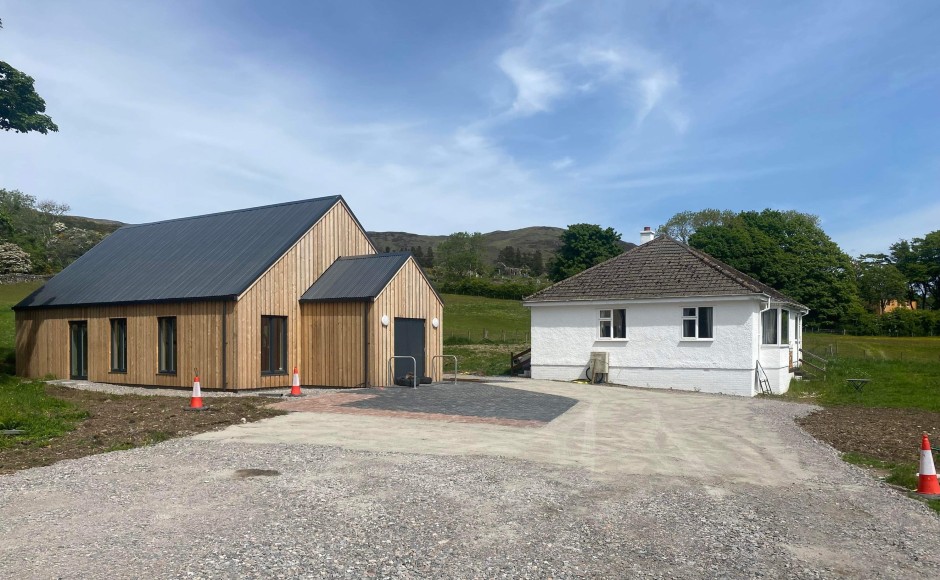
526,235,806,308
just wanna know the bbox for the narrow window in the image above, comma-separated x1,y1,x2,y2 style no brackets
781,310,790,343
261,316,288,374
599,309,612,339
599,309,626,339
158,317,177,374
612,309,626,339
683,307,713,339
110,318,127,372
761,309,778,345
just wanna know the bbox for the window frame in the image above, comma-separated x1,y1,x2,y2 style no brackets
158,316,177,374
761,309,779,345
261,315,289,375
781,309,790,343
110,318,127,373
597,308,627,340
681,306,714,341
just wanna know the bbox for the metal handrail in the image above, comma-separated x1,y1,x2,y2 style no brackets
387,356,417,388
431,355,458,384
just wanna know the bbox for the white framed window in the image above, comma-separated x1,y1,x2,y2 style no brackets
761,309,778,344
781,310,790,343
599,308,626,339
682,307,713,339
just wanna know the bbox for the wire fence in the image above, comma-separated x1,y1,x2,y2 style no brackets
444,329,530,344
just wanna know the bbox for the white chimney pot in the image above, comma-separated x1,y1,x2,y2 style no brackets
640,226,655,244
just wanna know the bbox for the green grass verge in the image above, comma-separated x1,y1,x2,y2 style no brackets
0,376,88,449
841,451,940,512
0,281,43,375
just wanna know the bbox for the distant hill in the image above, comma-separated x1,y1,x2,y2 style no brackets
368,226,636,264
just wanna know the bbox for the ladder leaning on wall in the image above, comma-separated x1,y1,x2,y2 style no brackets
754,361,773,395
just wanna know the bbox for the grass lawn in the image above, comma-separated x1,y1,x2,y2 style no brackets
0,375,87,448
441,293,530,342
787,334,940,411
441,294,530,374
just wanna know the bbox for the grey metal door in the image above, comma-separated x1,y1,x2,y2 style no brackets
394,318,426,380
69,321,88,380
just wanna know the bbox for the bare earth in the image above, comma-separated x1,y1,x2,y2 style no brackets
1,378,939,578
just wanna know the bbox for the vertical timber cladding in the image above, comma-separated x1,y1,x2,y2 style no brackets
234,200,375,389
300,302,365,387
368,257,443,386
14,301,231,388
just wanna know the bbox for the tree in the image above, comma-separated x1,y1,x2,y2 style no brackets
657,209,735,243
689,210,858,325
0,19,58,134
424,246,434,268
549,224,624,282
0,241,31,273
436,232,485,278
528,249,544,276
855,260,908,314
497,245,517,267
891,231,940,310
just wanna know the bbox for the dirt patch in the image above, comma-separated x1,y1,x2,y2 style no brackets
0,385,285,475
798,406,940,464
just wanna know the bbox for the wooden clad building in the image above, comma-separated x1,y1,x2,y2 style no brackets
14,196,443,389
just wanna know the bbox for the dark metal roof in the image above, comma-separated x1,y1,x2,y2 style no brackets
525,235,807,309
300,253,411,302
15,196,348,310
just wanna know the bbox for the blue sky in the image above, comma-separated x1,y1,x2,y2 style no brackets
1,1,938,255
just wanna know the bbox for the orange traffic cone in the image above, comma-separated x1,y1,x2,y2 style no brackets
289,367,302,397
188,373,205,410
917,432,940,496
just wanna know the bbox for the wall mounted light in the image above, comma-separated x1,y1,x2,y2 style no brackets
381,314,389,327
431,317,440,329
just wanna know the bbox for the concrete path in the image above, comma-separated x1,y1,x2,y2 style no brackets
196,378,807,485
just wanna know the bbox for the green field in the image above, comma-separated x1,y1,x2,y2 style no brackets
441,293,530,342
787,333,940,411
441,294,530,374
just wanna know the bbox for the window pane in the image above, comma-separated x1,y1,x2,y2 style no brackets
261,320,271,373
683,319,696,338
781,310,790,343
682,308,696,318
613,309,626,338
698,307,713,339
599,320,612,338
159,317,177,373
761,309,777,344
599,310,611,319
274,318,285,372
111,319,127,372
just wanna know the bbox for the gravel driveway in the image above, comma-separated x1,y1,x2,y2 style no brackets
2,379,939,578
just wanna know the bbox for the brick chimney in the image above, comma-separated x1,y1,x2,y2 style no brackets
640,226,655,244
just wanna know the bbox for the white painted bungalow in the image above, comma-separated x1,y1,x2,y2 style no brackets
524,230,808,396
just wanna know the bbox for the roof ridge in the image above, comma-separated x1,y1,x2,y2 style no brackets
120,195,342,230
336,252,411,261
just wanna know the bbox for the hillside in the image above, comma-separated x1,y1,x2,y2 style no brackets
369,226,636,264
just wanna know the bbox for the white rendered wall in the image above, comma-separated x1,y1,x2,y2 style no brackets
529,298,761,396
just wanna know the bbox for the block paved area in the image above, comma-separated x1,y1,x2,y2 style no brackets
269,382,579,428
